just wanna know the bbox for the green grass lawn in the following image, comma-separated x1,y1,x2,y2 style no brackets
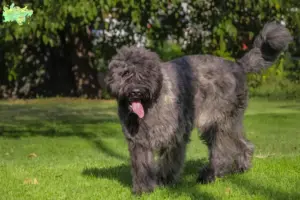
0,98,299,200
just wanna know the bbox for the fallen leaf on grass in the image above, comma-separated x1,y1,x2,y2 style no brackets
225,187,231,195
33,178,38,184
255,152,275,159
28,153,37,158
23,178,31,184
23,178,39,184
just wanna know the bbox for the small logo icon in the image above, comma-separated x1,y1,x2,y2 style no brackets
3,3,33,25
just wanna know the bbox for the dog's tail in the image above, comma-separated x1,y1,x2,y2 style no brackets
238,21,292,73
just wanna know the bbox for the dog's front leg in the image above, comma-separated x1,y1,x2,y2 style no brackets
128,141,157,195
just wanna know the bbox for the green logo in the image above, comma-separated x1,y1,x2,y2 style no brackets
3,3,33,25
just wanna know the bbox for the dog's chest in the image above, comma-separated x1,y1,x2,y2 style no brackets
141,104,184,148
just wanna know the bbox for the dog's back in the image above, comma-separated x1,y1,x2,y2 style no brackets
163,22,292,132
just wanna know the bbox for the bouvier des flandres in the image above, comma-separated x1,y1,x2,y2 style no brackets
105,22,292,194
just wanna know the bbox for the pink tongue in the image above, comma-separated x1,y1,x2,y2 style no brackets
131,101,144,118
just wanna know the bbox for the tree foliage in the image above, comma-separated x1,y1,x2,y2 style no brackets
0,0,299,99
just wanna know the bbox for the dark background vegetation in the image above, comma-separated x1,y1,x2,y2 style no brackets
0,0,300,100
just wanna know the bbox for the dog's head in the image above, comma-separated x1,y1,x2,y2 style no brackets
105,46,162,119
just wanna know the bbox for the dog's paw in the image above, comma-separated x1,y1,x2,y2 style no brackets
197,173,216,184
197,167,216,184
132,181,156,195
132,186,155,196
157,172,177,186
230,160,252,175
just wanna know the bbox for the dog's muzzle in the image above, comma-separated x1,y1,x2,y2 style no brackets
128,88,147,102
126,88,148,119
129,89,142,100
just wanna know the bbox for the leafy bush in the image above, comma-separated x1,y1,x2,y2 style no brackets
0,0,300,99
249,79,300,100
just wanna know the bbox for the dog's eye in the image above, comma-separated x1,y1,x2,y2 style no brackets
122,70,130,77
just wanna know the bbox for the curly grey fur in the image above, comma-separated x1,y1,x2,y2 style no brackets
238,21,292,73
105,22,291,195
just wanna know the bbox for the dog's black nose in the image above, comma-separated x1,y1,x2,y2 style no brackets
130,89,142,97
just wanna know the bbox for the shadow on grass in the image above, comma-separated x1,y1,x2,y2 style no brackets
83,164,132,186
0,103,126,160
0,104,120,139
94,139,128,161
81,159,207,187
278,105,300,110
82,157,300,199
82,159,216,199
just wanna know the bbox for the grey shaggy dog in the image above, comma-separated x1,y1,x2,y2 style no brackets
105,22,292,195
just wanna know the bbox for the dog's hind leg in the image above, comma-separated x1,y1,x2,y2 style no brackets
232,118,254,174
197,115,254,184
156,141,187,186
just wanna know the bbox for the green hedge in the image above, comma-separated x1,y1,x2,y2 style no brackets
1,0,300,99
